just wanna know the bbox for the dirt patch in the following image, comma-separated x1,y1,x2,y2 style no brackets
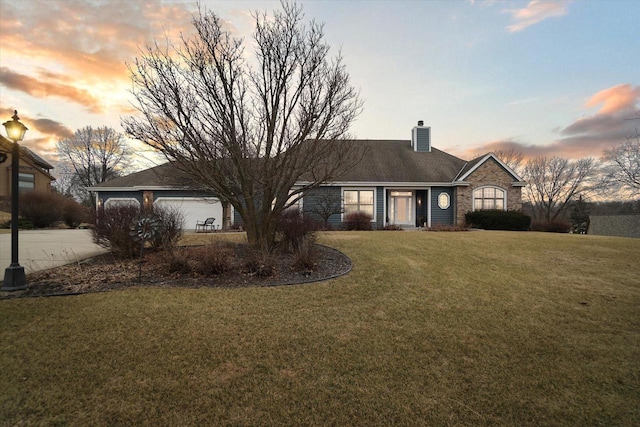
4,244,351,298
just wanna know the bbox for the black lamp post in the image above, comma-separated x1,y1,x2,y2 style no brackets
2,110,28,291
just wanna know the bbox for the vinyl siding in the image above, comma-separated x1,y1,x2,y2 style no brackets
431,187,454,225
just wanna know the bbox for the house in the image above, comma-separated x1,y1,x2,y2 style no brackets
0,134,56,200
90,122,525,230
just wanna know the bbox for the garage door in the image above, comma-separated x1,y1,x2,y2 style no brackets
154,197,223,232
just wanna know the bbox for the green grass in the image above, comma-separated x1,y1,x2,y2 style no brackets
1,231,639,426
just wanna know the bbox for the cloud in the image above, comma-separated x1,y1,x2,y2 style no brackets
463,84,640,160
584,84,640,114
0,107,73,155
0,0,196,114
0,67,103,113
30,118,74,140
504,0,570,32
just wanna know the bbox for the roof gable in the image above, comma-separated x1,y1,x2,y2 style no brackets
456,153,525,183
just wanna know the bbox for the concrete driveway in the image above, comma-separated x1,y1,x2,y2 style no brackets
0,229,108,276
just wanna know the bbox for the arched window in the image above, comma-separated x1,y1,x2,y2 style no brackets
473,187,505,210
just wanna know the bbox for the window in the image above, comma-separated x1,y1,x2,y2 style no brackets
438,192,450,209
343,189,374,218
473,187,505,210
18,172,35,191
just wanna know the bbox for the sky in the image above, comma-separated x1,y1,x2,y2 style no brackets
0,0,639,173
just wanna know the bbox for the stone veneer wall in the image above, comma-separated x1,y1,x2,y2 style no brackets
455,158,523,225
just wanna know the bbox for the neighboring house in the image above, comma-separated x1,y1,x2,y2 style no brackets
0,134,55,200
90,122,525,230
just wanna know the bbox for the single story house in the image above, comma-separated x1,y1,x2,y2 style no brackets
90,122,525,231
0,134,55,200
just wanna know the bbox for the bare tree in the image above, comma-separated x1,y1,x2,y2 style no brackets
601,128,640,198
306,190,343,229
523,156,597,221
493,148,524,175
56,126,132,205
122,2,363,249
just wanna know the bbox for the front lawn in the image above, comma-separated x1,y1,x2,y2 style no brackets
1,231,638,426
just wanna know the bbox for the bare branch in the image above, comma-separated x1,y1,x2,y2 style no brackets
122,2,363,248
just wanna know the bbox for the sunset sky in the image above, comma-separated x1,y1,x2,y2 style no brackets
0,0,638,173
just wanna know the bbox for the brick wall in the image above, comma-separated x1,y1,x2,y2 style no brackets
455,158,523,225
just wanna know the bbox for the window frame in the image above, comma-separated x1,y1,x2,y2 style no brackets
437,192,450,210
472,186,507,211
18,172,35,191
342,188,376,222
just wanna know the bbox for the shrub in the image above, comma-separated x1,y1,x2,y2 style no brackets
465,210,531,231
381,224,403,230
343,212,373,231
19,191,64,228
530,220,571,233
244,248,276,277
163,250,193,275
191,243,235,275
1,218,34,229
277,209,317,253
93,204,142,258
292,238,318,272
62,197,90,228
148,205,184,252
93,203,186,258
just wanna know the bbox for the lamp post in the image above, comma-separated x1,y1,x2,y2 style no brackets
2,110,28,291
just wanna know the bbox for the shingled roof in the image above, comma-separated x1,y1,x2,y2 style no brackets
92,139,480,189
330,139,467,183
90,162,194,189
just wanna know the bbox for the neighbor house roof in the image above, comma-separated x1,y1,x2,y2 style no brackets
0,134,55,179
88,162,193,190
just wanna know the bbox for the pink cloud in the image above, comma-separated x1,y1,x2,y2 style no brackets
0,0,196,112
462,84,640,160
585,84,640,114
504,0,570,32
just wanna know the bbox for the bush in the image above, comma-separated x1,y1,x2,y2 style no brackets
93,204,142,258
464,210,531,231
62,197,90,228
381,224,403,230
19,191,64,228
93,203,186,258
530,220,571,233
191,243,234,275
343,212,373,231
1,218,33,230
148,205,184,252
244,248,276,277
277,209,317,253
292,238,318,272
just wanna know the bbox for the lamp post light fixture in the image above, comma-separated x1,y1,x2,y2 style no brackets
2,110,28,291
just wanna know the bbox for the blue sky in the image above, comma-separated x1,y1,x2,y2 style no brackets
0,0,638,166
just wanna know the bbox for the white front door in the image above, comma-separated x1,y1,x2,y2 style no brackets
389,191,413,225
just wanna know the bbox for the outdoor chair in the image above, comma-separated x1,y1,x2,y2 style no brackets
195,217,215,233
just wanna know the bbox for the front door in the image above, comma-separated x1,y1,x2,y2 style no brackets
389,191,413,225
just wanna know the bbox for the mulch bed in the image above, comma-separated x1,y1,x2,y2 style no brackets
4,244,351,299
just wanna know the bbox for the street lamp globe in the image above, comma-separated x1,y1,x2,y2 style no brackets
2,110,28,143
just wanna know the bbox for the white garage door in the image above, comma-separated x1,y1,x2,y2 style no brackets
154,197,223,232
